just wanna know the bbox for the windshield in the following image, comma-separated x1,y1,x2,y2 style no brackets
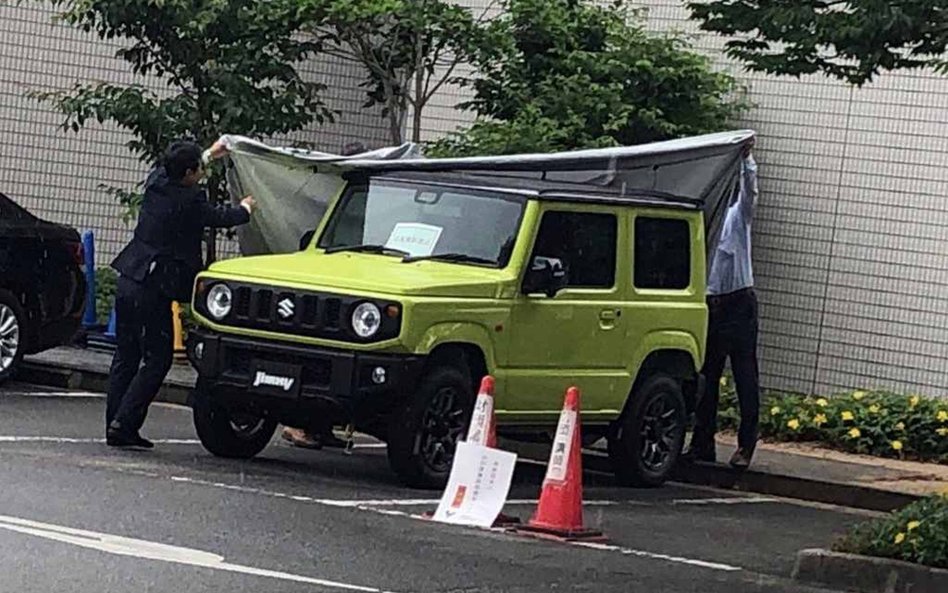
318,179,526,267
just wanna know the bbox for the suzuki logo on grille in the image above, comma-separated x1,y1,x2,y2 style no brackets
277,298,295,319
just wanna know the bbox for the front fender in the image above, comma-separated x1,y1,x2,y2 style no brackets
416,322,497,370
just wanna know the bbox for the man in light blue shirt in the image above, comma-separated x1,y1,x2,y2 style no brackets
686,141,760,468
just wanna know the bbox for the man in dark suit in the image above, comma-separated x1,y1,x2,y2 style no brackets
106,140,254,448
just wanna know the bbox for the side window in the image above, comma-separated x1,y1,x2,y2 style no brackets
634,217,691,290
531,211,617,288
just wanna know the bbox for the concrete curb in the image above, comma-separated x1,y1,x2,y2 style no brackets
792,548,948,593
18,361,192,406
669,459,921,512
14,359,925,512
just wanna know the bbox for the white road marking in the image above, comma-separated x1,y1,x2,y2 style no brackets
0,436,200,445
313,498,623,508
671,497,780,505
571,541,741,572
0,514,397,593
10,391,104,398
160,474,742,572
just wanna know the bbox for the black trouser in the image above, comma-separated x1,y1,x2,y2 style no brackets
106,275,173,435
693,288,760,452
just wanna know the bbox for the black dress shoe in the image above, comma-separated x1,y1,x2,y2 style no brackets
729,447,754,469
682,444,716,463
107,429,154,450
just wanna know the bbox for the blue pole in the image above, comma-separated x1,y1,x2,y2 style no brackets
105,307,117,340
81,230,97,329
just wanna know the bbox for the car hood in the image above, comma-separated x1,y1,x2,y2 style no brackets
206,252,508,298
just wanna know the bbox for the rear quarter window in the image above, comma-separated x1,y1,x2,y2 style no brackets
634,217,691,290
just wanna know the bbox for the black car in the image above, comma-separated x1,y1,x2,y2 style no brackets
0,192,86,382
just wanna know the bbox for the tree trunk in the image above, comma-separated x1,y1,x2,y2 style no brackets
412,33,425,143
388,106,403,144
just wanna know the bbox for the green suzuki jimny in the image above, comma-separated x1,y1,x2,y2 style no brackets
187,148,722,489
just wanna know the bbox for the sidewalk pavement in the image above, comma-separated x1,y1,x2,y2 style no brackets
21,346,948,512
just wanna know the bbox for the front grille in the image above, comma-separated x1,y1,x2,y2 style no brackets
229,285,344,334
324,298,341,330
198,281,401,343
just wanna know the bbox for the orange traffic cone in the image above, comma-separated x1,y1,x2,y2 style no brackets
517,386,604,541
426,376,519,526
466,376,498,448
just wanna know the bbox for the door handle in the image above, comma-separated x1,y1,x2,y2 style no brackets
599,309,620,329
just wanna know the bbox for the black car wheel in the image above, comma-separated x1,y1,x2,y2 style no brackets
0,291,25,384
387,364,474,489
192,386,277,459
608,374,687,487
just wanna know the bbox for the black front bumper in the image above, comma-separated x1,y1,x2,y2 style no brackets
186,328,424,423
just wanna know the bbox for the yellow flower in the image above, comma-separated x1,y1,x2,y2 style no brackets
848,427,861,439
910,395,921,408
816,398,829,407
787,419,801,430
841,411,855,422
814,414,828,426
894,532,906,544
771,406,781,416
896,422,906,431
852,391,866,401
907,521,921,531
937,427,948,437
938,410,948,422
869,404,880,414
891,440,903,451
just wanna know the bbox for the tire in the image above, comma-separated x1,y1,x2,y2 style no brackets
387,364,474,489
192,387,277,459
608,374,687,487
0,290,26,385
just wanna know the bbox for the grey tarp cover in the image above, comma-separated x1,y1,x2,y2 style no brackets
214,130,756,262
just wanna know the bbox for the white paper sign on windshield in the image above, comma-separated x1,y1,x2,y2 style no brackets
432,441,517,528
385,222,443,257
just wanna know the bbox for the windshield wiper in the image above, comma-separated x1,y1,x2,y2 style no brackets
324,244,411,257
402,253,496,265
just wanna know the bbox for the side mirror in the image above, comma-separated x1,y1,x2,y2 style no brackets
522,256,569,297
299,230,315,251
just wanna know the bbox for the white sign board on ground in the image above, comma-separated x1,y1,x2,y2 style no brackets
432,442,517,528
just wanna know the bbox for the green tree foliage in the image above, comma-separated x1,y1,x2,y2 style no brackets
689,0,948,85
430,0,747,157
32,0,334,260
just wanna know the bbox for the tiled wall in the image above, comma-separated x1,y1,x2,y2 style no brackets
3,3,948,398
0,5,390,262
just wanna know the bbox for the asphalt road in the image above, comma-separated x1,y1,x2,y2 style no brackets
0,381,869,593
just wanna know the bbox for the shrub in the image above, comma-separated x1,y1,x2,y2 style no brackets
95,267,118,324
718,378,948,463
834,495,948,569
428,0,748,157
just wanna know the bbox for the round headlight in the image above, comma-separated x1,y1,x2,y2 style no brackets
206,284,232,320
352,302,381,338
